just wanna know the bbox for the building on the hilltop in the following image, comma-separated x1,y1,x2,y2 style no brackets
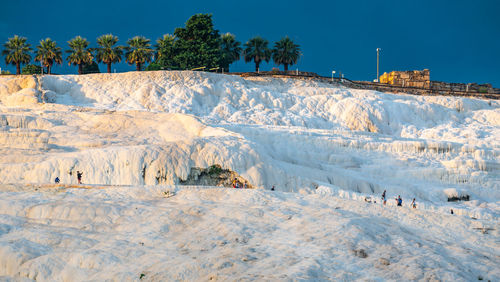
379,69,430,88
377,69,498,95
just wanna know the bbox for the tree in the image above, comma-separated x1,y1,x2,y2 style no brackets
66,36,93,75
144,62,162,71
154,34,176,69
272,36,300,72
173,14,221,70
243,36,271,72
2,35,32,75
220,33,241,72
82,61,100,74
22,64,42,74
125,36,154,71
95,34,123,73
34,38,62,74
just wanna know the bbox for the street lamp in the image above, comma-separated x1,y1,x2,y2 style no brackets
376,48,381,82
331,70,336,81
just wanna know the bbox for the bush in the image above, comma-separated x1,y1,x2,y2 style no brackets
0,70,11,75
22,64,42,74
145,63,162,71
208,164,223,175
478,86,488,93
82,61,100,74
145,63,180,71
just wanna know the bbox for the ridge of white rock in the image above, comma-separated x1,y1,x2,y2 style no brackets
0,72,499,204
1,72,498,202
0,71,499,280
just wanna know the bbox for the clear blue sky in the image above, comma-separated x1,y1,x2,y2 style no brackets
1,0,499,86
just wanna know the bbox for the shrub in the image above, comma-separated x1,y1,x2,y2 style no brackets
145,63,162,71
22,64,42,74
208,164,223,175
82,61,100,74
478,86,488,93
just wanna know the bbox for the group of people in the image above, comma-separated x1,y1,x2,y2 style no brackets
232,178,248,189
381,190,417,209
382,190,456,214
54,171,83,184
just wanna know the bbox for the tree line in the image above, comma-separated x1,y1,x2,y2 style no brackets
1,14,300,75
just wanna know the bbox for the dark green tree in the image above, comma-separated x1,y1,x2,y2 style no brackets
125,36,154,71
22,64,42,74
2,35,32,75
220,33,241,72
173,14,221,70
272,36,300,72
96,34,123,73
144,62,162,71
66,36,93,75
153,34,176,69
82,61,100,74
243,36,271,72
34,38,62,74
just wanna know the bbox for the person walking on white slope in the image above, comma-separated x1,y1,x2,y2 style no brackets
381,190,387,205
410,198,417,209
396,195,402,206
77,171,83,184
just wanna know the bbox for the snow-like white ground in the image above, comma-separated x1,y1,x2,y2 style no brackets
0,71,498,280
0,185,498,281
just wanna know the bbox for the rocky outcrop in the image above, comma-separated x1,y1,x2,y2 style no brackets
179,165,253,188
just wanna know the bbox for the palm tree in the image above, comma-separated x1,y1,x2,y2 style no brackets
220,33,241,72
155,34,175,59
66,36,93,75
272,36,301,72
34,38,62,74
125,36,153,71
154,34,175,68
95,34,123,73
243,36,271,72
2,35,32,75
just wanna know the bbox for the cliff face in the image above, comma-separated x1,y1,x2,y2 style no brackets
0,71,498,200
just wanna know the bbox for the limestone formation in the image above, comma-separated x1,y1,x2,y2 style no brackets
179,165,252,188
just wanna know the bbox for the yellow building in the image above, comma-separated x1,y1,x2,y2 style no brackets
379,69,430,88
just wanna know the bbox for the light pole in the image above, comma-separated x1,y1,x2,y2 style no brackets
331,70,336,82
376,48,381,82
